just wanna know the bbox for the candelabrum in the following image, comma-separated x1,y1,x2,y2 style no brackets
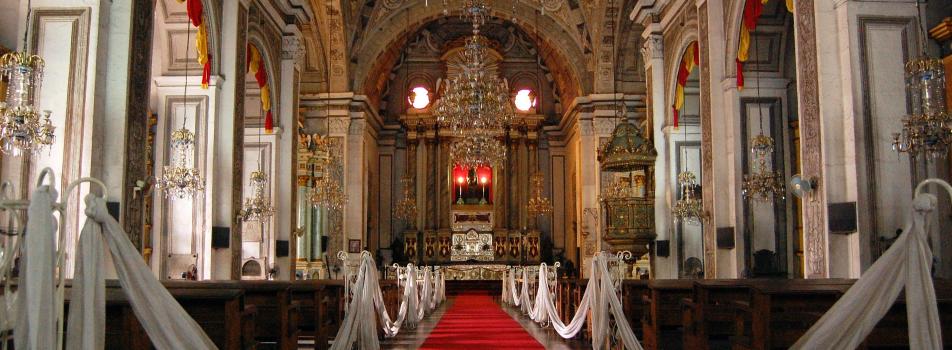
672,171,706,225
892,57,952,159
0,51,55,156
393,174,418,223
155,128,205,199
742,134,785,201
237,170,275,222
310,171,347,212
527,171,553,216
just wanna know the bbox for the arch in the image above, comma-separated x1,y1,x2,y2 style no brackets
247,31,281,125
666,31,700,128
352,5,590,107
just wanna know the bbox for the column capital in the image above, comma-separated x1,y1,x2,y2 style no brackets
282,34,306,71
640,33,664,67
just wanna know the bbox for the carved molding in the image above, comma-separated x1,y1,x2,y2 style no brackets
282,35,306,69
640,33,663,65
328,117,350,134
698,3,717,279
794,0,828,278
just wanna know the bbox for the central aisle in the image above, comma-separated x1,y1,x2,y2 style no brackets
418,293,545,349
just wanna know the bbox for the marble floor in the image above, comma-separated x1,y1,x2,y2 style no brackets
380,294,592,349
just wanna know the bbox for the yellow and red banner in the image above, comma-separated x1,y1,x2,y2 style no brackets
247,44,274,133
737,0,793,90
672,41,699,129
177,0,211,89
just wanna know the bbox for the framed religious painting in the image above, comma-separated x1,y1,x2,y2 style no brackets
348,239,361,253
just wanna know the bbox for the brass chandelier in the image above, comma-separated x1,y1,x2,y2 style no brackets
892,0,950,159
435,0,512,168
892,58,951,158
156,28,204,199
393,174,418,223
0,0,55,157
742,134,785,201
672,171,705,225
238,170,275,222
309,137,347,212
527,171,553,216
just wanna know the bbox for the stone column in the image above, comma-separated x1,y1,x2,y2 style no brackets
528,139,539,230
275,33,303,280
406,136,419,230
641,31,676,278
509,135,521,229
425,136,437,230
793,0,830,279
438,136,451,230
209,1,248,280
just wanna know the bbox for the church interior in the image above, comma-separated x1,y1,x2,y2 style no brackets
0,0,951,349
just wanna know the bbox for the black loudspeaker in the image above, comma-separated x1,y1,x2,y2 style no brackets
106,201,121,221
212,227,230,248
828,202,857,234
716,227,735,249
320,236,329,255
655,240,670,257
276,240,289,257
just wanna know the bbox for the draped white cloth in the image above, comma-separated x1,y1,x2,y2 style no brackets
791,194,943,349
15,186,58,350
66,195,217,350
330,254,444,350
503,255,644,350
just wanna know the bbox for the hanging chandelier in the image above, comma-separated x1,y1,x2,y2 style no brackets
155,26,204,199
449,130,507,169
309,138,347,212
393,174,418,222
0,1,55,156
892,0,950,159
526,171,553,216
742,134,785,201
891,57,951,159
238,170,275,222
672,171,706,225
435,0,512,168
155,128,205,198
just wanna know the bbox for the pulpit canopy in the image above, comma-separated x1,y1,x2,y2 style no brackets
597,121,657,173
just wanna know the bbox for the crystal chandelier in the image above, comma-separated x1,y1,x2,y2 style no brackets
155,128,205,198
672,171,706,225
0,1,55,156
892,0,950,160
237,170,275,222
742,134,785,201
526,171,553,216
393,174,418,222
309,138,347,212
155,27,204,199
891,57,951,159
436,0,512,167
449,130,507,168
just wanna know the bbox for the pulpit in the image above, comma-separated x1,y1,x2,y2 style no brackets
598,121,658,256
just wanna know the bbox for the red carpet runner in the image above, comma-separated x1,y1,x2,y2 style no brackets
419,293,544,349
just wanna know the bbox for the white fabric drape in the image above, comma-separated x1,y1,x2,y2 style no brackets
66,195,217,350
792,194,943,349
502,255,644,350
330,254,445,350
14,186,58,350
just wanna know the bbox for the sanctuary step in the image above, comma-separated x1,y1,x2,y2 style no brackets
445,279,502,295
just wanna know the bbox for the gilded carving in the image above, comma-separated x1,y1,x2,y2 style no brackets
698,3,717,279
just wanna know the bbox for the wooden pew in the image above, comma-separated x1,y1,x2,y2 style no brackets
730,279,854,350
290,280,345,350
682,279,766,350
622,279,649,339
642,279,693,350
65,280,257,350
